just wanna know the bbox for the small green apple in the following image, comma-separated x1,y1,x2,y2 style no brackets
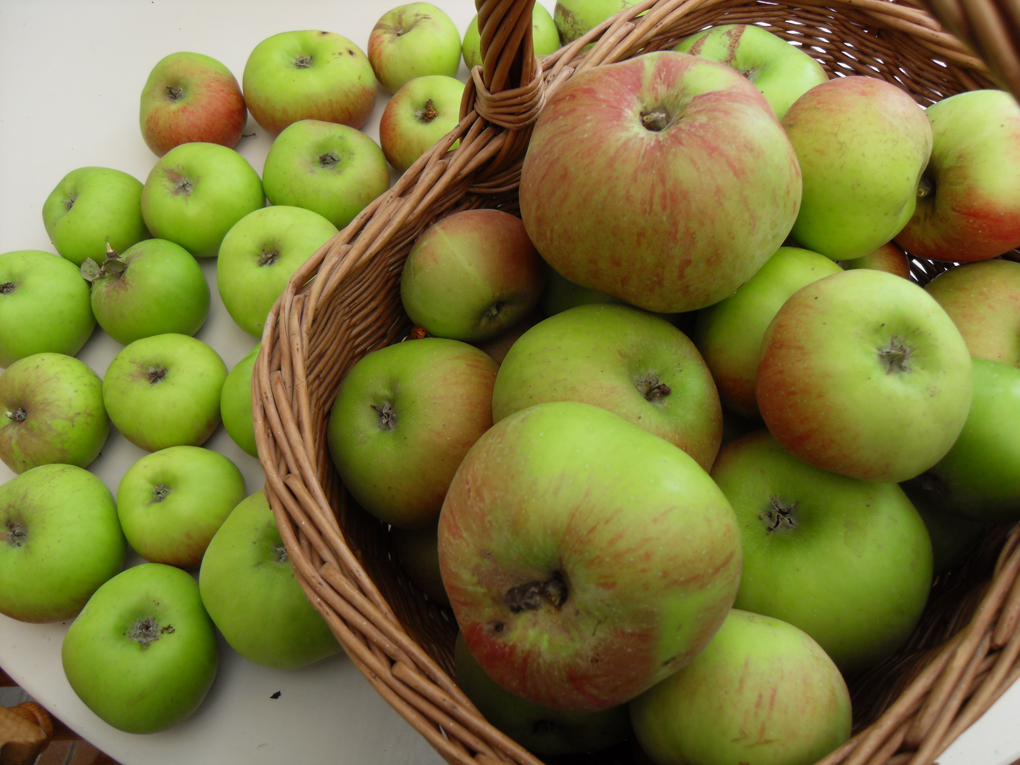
368,3,462,93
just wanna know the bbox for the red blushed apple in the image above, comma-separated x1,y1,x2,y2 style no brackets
139,52,247,157
840,241,911,278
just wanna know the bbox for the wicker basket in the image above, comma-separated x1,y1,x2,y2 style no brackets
252,1,1020,763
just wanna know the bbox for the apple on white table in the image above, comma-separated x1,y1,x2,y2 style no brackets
368,3,463,93
379,74,466,173
220,342,260,458
139,51,248,157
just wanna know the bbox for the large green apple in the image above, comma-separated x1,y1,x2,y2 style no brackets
42,167,150,267
519,51,801,314
630,609,851,765
0,353,109,473
261,119,390,230
756,268,972,483
117,445,247,567
61,563,218,733
493,304,723,471
327,337,497,529
368,3,462,93
462,4,559,70
711,430,933,675
400,209,547,341
693,246,842,420
199,491,341,669
140,141,265,258
216,205,338,337
0,464,124,623
782,76,932,261
438,401,742,712
0,249,95,367
675,24,828,120
378,74,466,173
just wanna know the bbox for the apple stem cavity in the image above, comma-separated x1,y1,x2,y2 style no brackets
147,366,168,385
482,301,505,323
0,281,15,295
274,544,288,564
760,496,798,533
5,520,27,548
636,373,672,402
371,401,397,430
504,571,568,613
416,99,439,124
319,152,341,169
293,54,314,69
151,484,171,504
165,85,184,102
878,337,912,374
259,249,280,267
64,195,76,212
641,108,671,132
4,407,27,423
126,617,175,648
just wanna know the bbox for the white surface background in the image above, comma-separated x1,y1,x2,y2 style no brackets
0,1,1017,763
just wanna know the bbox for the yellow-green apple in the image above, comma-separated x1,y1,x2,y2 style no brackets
400,209,546,341
756,268,972,483
379,74,466,173
216,205,337,337
103,333,228,452
554,0,641,43
42,167,149,267
782,76,932,261
454,632,632,755
140,142,264,258
199,491,341,669
693,246,842,420
117,445,247,567
492,304,723,471
901,358,1020,524
0,353,109,473
924,258,1020,367
139,51,247,157
0,464,124,623
519,51,801,314
61,563,217,733
629,609,851,765
895,89,1020,262
242,30,376,136
438,401,742,711
391,523,449,606
261,119,390,230
711,430,933,675
462,3,559,70
368,3,462,93
674,24,828,120
0,250,95,367
83,239,210,345
219,342,260,458
839,240,912,278
327,337,497,529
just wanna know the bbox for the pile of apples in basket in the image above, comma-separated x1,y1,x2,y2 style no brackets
1,2,1019,764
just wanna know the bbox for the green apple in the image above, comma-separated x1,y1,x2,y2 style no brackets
83,239,210,345
675,24,828,120
0,249,95,367
493,304,723,472
462,4,559,70
42,167,150,267
261,119,390,230
368,3,462,93
103,333,228,452
454,631,631,755
117,445,247,567
379,74,466,173
924,258,1020,367
630,609,851,765
439,401,742,711
390,523,449,606
61,562,218,733
782,76,932,261
711,429,933,675
199,491,341,669
756,268,972,483
242,30,376,136
140,141,265,258
0,464,124,623
220,342,260,458
0,353,109,473
139,51,247,157
327,337,497,529
693,246,842,420
216,205,338,337
400,209,547,341
554,0,642,44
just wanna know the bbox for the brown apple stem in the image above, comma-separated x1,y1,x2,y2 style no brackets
165,85,184,102
293,54,314,69
63,195,76,211
917,174,935,199
371,401,397,430
319,152,340,169
5,520,26,548
416,99,439,123
878,337,912,374
641,109,670,132
4,407,27,423
505,571,568,613
126,617,174,648
151,484,171,504
0,281,15,294
636,374,671,402
148,366,168,385
760,496,797,533
259,249,279,267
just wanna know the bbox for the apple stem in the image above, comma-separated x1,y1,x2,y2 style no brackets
636,374,672,402
641,109,670,132
504,571,568,613
147,366,168,385
759,497,797,533
917,174,935,199
63,195,76,212
165,85,184,102
259,249,279,267
293,54,314,69
483,301,505,323
0,281,15,295
878,337,912,374
371,401,397,430
126,617,175,648
319,152,341,169
5,520,26,548
4,408,27,423
416,99,439,124
151,484,171,504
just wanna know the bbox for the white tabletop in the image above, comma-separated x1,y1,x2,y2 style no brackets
0,1,1017,764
